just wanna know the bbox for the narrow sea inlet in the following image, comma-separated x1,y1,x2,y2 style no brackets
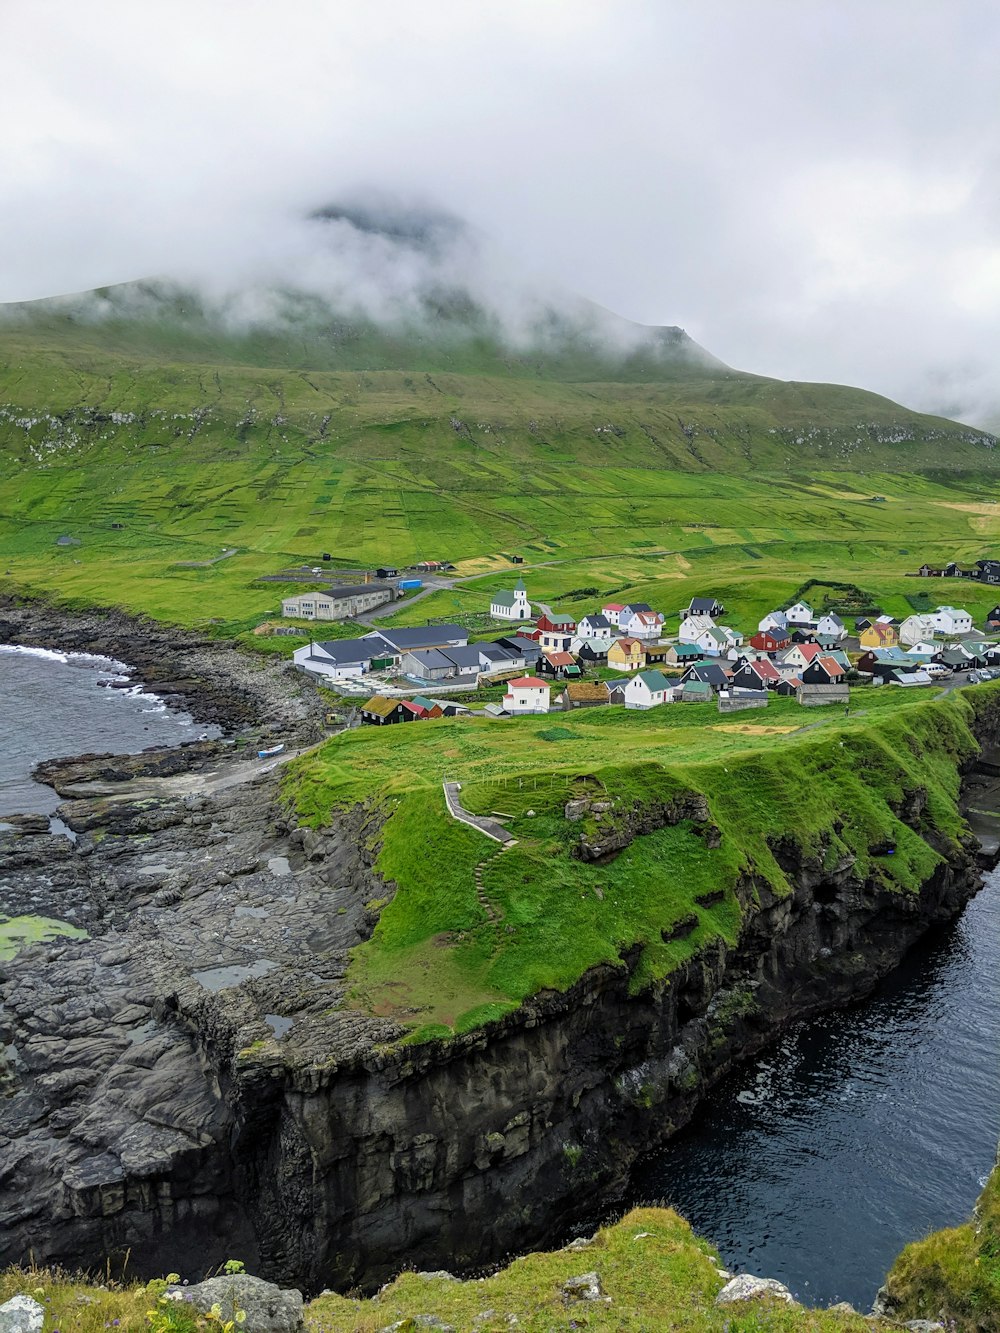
627,869,1000,1310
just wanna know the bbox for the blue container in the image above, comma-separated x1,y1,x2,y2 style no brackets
399,579,423,590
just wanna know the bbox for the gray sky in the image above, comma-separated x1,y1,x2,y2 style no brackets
3,1,1000,425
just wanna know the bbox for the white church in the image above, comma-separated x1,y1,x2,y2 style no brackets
490,578,531,621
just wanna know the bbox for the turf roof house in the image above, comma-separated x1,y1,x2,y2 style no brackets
489,578,531,621
557,680,612,709
360,696,419,725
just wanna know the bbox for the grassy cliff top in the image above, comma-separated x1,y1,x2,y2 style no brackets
286,686,982,1041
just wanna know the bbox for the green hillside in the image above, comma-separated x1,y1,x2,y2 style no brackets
0,277,998,632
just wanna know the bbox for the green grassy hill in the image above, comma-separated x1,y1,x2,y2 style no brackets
1,276,998,632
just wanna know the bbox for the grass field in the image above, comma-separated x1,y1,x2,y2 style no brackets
286,685,981,1040
2,295,1000,639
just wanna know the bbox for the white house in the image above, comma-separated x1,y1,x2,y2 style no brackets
623,669,671,710
678,613,716,643
696,626,730,656
293,638,374,681
601,602,626,627
539,628,573,652
620,609,664,641
785,601,814,626
899,613,936,647
758,609,788,633
717,625,744,648
816,613,847,641
502,676,550,714
490,579,531,621
929,605,974,636
578,612,614,638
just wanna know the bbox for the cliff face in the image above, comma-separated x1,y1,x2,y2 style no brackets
0,697,993,1293
230,828,980,1291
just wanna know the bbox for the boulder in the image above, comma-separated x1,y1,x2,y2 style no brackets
715,1273,797,1306
561,1271,608,1304
0,1295,44,1333
902,1323,944,1331
165,1275,304,1331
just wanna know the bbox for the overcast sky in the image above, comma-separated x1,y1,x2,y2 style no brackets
3,1,1000,426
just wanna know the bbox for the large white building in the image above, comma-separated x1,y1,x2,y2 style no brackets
281,582,395,620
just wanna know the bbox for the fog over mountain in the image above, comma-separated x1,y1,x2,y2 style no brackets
3,2,1000,424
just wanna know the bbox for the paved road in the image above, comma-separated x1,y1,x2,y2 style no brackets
443,781,517,845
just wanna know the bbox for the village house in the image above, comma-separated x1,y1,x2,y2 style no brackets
899,613,936,647
502,676,550,715
785,601,815,626
489,578,531,621
859,621,899,649
801,655,847,687
601,602,626,627
665,642,703,666
558,680,611,709
538,651,581,680
974,559,1000,585
478,642,523,673
779,642,824,672
680,662,732,692
535,608,577,634
732,658,781,690
678,613,716,643
682,595,726,619
400,648,463,681
495,635,542,667
642,643,669,667
928,605,974,636
696,626,731,656
620,608,664,641
607,637,646,671
293,637,387,681
986,604,1000,630
758,610,789,633
577,612,613,638
815,612,847,641
572,636,614,665
281,582,396,620
749,627,790,654
680,678,713,703
623,669,672,710
538,628,574,653
360,696,417,725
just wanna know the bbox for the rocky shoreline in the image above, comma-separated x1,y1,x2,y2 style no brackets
0,596,328,743
1,606,999,1298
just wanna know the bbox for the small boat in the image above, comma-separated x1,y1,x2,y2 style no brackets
258,743,285,759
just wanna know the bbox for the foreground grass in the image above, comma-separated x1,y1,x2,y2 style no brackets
286,686,984,1038
0,1208,881,1331
884,1164,1000,1331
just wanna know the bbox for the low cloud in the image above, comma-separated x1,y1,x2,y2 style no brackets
3,2,1000,424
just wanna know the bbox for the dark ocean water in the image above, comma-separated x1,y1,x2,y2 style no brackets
626,871,1000,1309
0,644,216,816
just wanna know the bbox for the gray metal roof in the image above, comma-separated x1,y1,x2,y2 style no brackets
367,624,468,651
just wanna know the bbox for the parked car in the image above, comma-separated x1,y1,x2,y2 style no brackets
924,663,952,678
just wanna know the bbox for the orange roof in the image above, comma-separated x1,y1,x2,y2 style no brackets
545,651,576,666
818,656,846,677
507,676,548,689
613,637,643,651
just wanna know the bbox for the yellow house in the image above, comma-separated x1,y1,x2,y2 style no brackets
859,621,898,649
607,636,645,671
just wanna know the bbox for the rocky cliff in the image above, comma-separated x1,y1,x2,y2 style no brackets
0,677,996,1294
